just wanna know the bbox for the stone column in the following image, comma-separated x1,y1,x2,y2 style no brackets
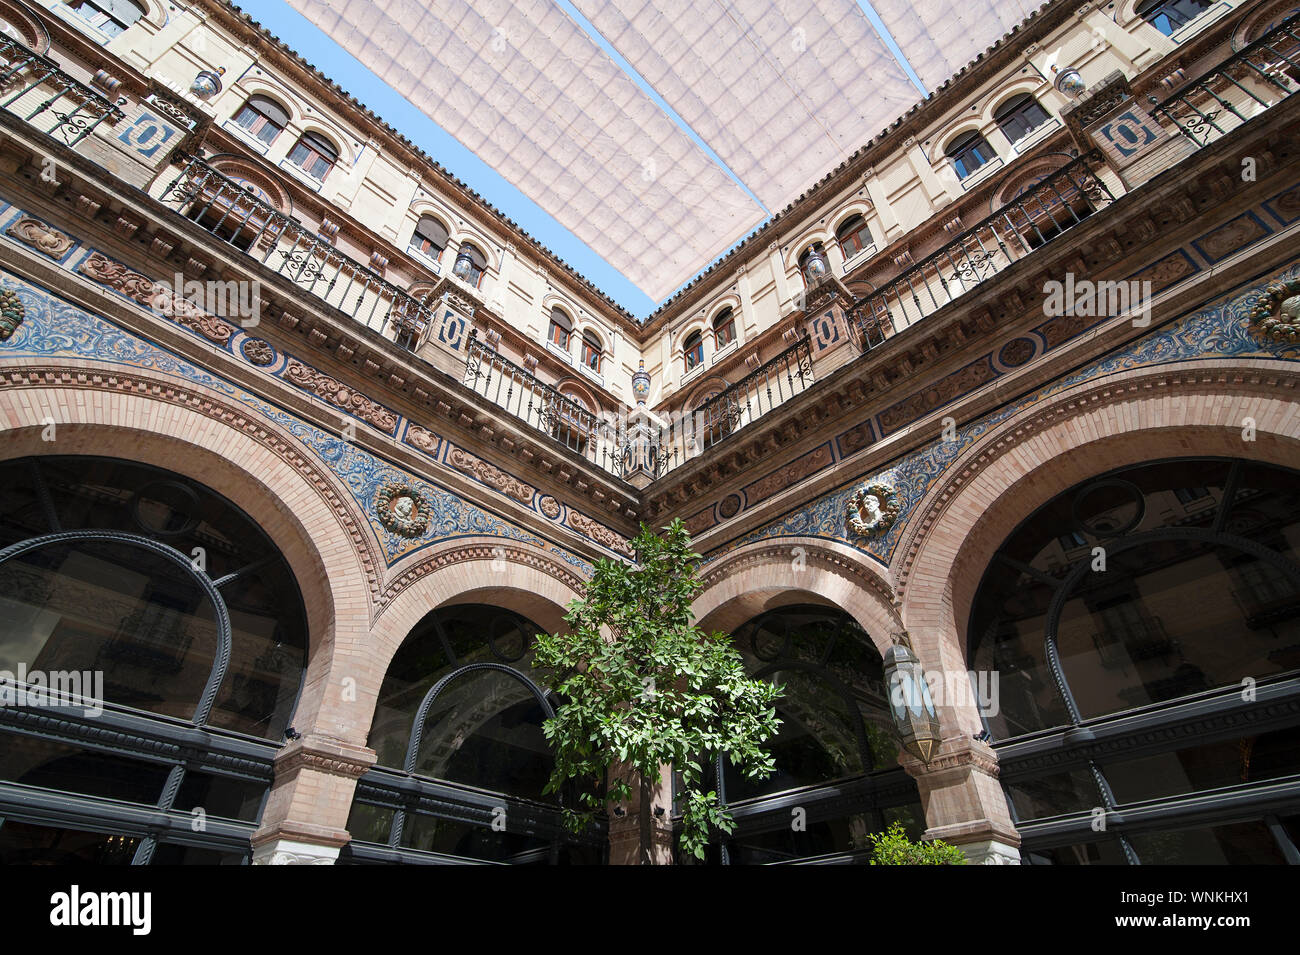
606,763,674,865
900,737,1021,865
250,733,377,865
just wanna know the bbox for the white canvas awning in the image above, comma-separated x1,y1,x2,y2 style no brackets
290,0,1045,302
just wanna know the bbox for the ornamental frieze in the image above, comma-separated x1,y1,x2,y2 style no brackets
76,252,234,346
6,216,74,259
567,509,633,557
282,358,398,435
447,445,534,504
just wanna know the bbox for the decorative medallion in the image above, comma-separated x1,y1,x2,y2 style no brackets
846,481,901,538
718,494,742,520
998,336,1036,368
6,216,74,259
375,483,430,538
0,288,24,341
538,495,561,520
241,337,275,365
1248,279,1300,344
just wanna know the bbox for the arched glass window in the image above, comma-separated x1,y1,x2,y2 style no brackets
712,307,736,350
580,330,603,373
946,130,997,179
835,214,874,259
287,131,339,181
453,243,487,288
969,458,1300,864
798,244,830,285
548,307,572,350
0,456,308,865
233,94,289,147
411,214,448,262
683,330,704,372
1137,0,1213,36
64,0,143,38
342,604,603,864
681,605,924,865
994,93,1051,144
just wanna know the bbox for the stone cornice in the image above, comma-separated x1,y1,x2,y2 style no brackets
273,734,378,781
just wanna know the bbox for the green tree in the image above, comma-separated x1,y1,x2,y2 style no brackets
532,518,783,862
868,821,967,865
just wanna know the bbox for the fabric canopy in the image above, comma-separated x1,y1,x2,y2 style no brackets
290,0,1045,302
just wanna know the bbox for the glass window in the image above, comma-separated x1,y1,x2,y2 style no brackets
946,131,997,179
411,215,448,261
683,330,704,372
1136,0,1213,36
548,308,572,349
233,95,289,146
453,244,487,288
287,131,339,181
1128,822,1287,864
835,214,873,259
993,94,1051,143
713,307,736,350
580,331,603,373
65,0,143,38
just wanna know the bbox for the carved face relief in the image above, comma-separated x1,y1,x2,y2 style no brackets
376,483,430,538
1248,278,1300,345
847,481,900,538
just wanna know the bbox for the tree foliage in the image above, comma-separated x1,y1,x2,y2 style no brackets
532,519,782,860
867,821,967,865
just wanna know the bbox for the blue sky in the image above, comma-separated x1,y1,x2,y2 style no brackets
244,1,926,318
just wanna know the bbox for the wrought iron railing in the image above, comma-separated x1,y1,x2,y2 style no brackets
0,35,124,148
1152,13,1300,147
160,154,456,350
656,336,814,474
463,333,622,475
850,153,1115,348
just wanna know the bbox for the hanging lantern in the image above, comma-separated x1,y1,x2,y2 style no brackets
190,66,225,99
452,248,474,282
631,359,650,406
803,246,830,283
1052,65,1086,99
883,633,941,764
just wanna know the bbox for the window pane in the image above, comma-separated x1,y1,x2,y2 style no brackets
1128,821,1286,864
0,821,136,865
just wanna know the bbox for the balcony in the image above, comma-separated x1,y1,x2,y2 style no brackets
0,35,124,152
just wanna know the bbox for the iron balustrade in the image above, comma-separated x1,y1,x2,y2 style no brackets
850,153,1115,349
463,333,622,476
0,35,123,149
657,336,814,474
1151,12,1300,147
160,154,454,350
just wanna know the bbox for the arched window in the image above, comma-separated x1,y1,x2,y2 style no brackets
411,214,448,262
0,456,308,865
712,307,736,350
993,93,1051,144
580,329,603,373
683,330,704,373
835,215,874,259
64,0,144,38
342,604,602,864
969,458,1300,864
233,94,289,147
681,605,924,865
453,243,487,288
1136,0,1213,36
548,307,572,350
287,131,339,181
946,130,997,179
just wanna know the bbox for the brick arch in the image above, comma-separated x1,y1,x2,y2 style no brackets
369,537,584,674
695,538,901,660
988,151,1074,212
0,369,379,742
894,360,1300,729
0,0,50,51
203,154,294,216
1232,0,1300,47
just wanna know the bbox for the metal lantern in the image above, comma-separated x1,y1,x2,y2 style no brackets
631,359,650,406
452,248,474,282
883,634,942,764
190,67,225,99
1052,66,1086,99
803,246,830,282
